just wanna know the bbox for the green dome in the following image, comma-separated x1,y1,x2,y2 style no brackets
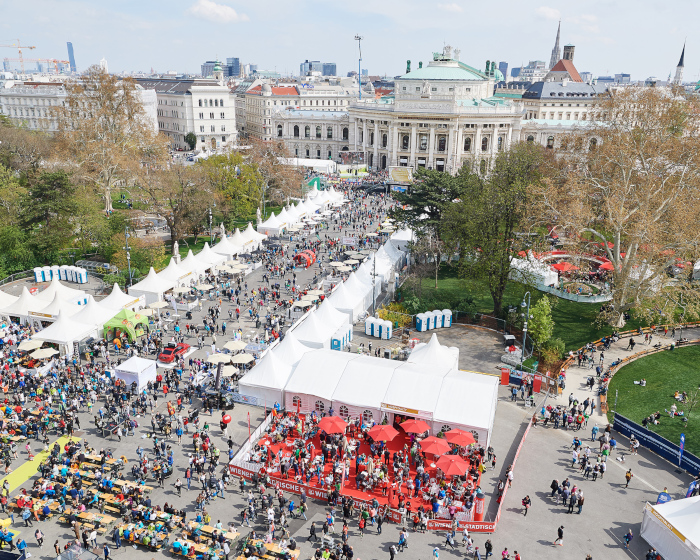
494,68,505,82
213,61,223,72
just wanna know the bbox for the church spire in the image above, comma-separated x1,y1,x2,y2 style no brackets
674,42,686,85
548,20,562,70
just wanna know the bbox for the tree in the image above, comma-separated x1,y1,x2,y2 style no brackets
246,140,302,205
0,164,27,224
184,132,197,151
53,65,169,213
110,233,166,280
528,296,555,351
532,87,700,326
0,122,53,172
443,142,546,315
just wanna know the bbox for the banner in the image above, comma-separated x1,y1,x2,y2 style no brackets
686,481,698,498
656,492,672,504
613,413,700,474
679,433,685,466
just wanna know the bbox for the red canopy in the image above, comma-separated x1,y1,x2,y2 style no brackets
599,262,614,271
317,415,347,434
444,429,476,447
436,455,469,477
367,425,399,442
400,418,431,434
420,436,451,456
552,262,579,272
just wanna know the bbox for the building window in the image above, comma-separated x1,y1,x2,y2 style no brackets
339,405,349,419
481,137,489,152
547,136,555,149
294,125,299,138
526,135,534,143
327,126,333,139
315,126,321,139
440,424,451,434
222,136,226,142
199,126,204,132
210,112,214,119
305,148,310,157
370,132,374,145
382,133,387,147
463,137,472,152
220,99,224,106
315,400,325,414
497,136,503,151
438,136,446,151
277,125,283,137
211,125,215,132
305,126,310,138
402,135,409,150
198,100,202,107
342,127,349,140
199,113,203,119
221,125,225,132
292,396,301,408
214,99,218,107
317,149,321,157
362,410,374,424
220,112,225,119
328,150,332,158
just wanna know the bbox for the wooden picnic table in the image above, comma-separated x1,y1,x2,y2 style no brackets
185,521,238,541
234,540,300,560
116,524,168,550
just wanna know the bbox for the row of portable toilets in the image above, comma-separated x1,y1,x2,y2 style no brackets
365,317,393,340
415,309,452,332
33,266,88,284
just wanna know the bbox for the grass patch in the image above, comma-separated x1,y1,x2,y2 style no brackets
400,265,645,351
607,345,700,456
230,206,282,231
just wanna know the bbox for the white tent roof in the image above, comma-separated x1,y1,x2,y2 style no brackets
179,250,204,276
408,333,460,370
1,287,48,316
331,356,402,409
115,356,156,375
260,212,281,229
100,283,139,310
383,241,403,263
390,228,415,242
239,350,292,392
229,228,248,248
157,258,193,285
346,272,371,293
433,370,499,432
509,257,558,287
245,222,267,243
0,290,17,308
285,350,358,400
313,300,348,332
328,282,363,310
129,267,174,295
39,293,82,318
33,311,95,345
641,496,700,560
272,331,314,366
277,207,294,226
292,310,330,345
72,295,118,328
381,361,452,418
212,235,243,257
35,277,86,302
196,243,226,267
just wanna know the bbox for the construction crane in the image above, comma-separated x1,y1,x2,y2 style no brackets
3,57,69,74
0,39,36,73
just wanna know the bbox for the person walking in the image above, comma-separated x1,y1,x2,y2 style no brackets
554,525,564,546
625,469,633,488
34,528,44,548
522,495,531,516
577,492,585,514
484,539,493,558
113,526,121,549
103,543,111,560
624,529,634,549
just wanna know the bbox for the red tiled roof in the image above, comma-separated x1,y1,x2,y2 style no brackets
247,85,299,96
550,60,582,82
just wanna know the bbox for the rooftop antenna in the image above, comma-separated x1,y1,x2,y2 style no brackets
354,34,364,100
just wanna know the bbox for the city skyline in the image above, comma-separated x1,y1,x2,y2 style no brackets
0,0,694,80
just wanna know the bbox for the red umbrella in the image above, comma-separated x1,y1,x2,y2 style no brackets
222,414,232,424
599,262,614,271
400,418,431,434
444,429,476,447
552,262,579,272
420,436,451,456
367,424,399,442
318,415,347,434
435,455,469,477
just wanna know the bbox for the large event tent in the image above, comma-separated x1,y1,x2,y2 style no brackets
33,310,96,355
291,310,331,349
257,212,285,236
103,308,149,341
38,292,82,319
345,272,373,312
179,250,205,277
327,281,365,323
1,287,49,322
196,243,227,268
35,277,87,304
212,235,243,259
157,258,194,286
114,356,157,392
408,333,460,370
271,331,313,367
389,228,415,252
128,267,174,305
0,290,17,309
640,496,700,560
237,350,293,406
243,223,267,248
101,284,142,311
72,296,119,329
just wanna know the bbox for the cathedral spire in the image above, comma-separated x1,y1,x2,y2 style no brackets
674,42,686,85
548,20,562,70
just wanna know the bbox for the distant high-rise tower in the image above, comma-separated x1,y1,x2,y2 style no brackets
673,43,685,85
67,42,76,73
99,57,108,73
548,21,562,70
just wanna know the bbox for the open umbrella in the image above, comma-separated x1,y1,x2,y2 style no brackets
318,416,347,434
444,429,476,447
367,424,399,442
18,339,43,352
306,289,325,296
207,354,232,364
221,365,239,377
599,262,614,271
345,259,359,265
401,418,431,434
224,340,247,352
195,283,214,291
149,301,169,309
420,436,451,456
171,286,190,295
230,353,254,364
552,262,579,272
436,455,469,477
30,348,59,360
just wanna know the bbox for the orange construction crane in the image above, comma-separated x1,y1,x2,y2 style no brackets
3,57,69,74
0,39,36,73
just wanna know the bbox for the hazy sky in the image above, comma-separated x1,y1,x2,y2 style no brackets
1,0,693,81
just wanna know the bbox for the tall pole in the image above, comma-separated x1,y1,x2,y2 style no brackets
371,253,376,316
124,226,133,288
519,291,531,372
355,35,364,100
209,207,213,244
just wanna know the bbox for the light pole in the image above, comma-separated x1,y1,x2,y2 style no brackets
354,35,364,100
371,253,377,315
520,291,531,372
209,207,213,244
124,226,133,288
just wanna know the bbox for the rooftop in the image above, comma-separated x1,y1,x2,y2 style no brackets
398,59,489,82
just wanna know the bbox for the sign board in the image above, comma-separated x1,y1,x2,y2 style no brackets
380,403,433,420
342,237,357,246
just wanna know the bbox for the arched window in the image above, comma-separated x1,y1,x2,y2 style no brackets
369,153,373,167
328,150,332,158
381,155,387,169
526,135,535,143
481,137,489,152
214,99,218,107
342,146,349,151
362,410,374,425
314,400,325,414
292,396,301,408
480,159,487,175
370,132,375,146
198,100,202,107
497,136,503,151
547,136,555,149
316,126,322,139
342,127,349,140
438,136,446,151
327,126,333,139
589,138,597,150
293,125,299,138
382,133,387,147
440,424,451,434
463,137,472,152
203,99,207,107
277,125,283,137
209,99,213,107
305,148,310,157
402,135,409,150
339,405,349,419
304,126,310,138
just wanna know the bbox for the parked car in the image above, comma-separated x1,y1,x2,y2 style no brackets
158,342,190,363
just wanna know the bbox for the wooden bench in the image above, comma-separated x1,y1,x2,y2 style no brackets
103,505,121,515
600,394,608,413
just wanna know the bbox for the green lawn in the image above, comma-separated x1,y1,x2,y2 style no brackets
607,346,700,456
400,265,645,351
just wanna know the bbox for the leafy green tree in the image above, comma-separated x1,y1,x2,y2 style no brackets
184,132,197,151
442,142,545,315
528,296,555,351
0,164,26,224
0,225,36,275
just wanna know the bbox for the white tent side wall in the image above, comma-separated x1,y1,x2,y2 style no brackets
641,505,699,560
114,358,158,392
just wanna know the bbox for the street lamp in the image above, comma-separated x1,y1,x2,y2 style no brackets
124,226,133,288
209,207,213,244
520,291,531,372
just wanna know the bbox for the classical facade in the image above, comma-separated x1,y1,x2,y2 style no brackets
347,47,523,173
274,109,352,159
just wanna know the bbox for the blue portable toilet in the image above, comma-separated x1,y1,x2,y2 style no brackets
416,313,427,332
382,320,392,340
376,320,384,339
42,266,51,281
433,310,444,329
331,336,341,350
50,265,60,280
367,317,376,337
348,325,353,342
442,309,452,328
33,267,43,283
76,268,88,284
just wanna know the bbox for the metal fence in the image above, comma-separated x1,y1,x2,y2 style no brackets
539,284,612,303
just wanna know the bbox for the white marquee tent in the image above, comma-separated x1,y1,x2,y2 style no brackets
114,356,158,392
33,311,97,355
640,497,700,560
179,250,206,277
72,296,119,329
408,333,460,370
0,290,17,309
291,310,332,349
212,235,243,259
327,281,365,323
35,277,87,304
1,287,49,322
35,292,82,319
128,267,174,305
389,227,415,252
271,330,313,367
509,257,558,288
257,212,285,236
100,283,143,311
196,243,227,268
237,350,293,406
157,258,194,286
244,223,267,248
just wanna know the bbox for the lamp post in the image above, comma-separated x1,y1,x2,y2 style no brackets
371,253,377,316
520,291,531,372
124,226,133,288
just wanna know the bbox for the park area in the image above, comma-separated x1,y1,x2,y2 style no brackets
607,345,700,456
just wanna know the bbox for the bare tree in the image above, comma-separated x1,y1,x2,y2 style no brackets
246,139,303,206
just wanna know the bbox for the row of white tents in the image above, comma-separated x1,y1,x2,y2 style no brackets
257,187,347,236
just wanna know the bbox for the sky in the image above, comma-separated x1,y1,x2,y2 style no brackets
0,0,695,81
